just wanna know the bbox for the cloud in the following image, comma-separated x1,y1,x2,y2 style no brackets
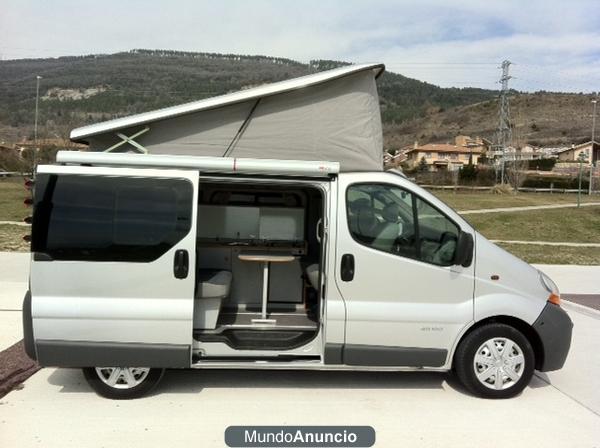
1,0,598,92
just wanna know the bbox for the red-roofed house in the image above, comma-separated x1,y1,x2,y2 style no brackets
405,136,487,172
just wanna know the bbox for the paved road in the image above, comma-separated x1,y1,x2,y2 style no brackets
458,201,600,215
0,221,28,227
493,239,600,247
0,252,28,350
1,253,599,447
563,294,600,311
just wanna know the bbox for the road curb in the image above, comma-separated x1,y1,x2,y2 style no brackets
562,300,600,320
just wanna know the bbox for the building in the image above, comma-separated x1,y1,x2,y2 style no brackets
404,136,485,172
499,144,544,161
556,141,599,165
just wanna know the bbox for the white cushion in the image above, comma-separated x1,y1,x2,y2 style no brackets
196,270,232,299
305,264,320,290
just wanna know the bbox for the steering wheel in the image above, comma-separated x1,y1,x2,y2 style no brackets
394,230,415,252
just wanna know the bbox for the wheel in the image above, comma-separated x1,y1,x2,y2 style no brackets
454,323,535,399
82,367,165,399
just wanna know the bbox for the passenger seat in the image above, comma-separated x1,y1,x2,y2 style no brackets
194,269,232,329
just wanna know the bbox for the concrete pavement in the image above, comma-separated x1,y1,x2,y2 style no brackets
1,360,599,448
533,264,600,295
0,252,28,350
458,202,600,215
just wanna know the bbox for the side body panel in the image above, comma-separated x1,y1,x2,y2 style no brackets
474,236,548,325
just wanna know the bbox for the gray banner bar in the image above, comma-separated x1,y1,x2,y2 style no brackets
225,426,375,447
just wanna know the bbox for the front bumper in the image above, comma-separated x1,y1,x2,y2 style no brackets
532,302,573,371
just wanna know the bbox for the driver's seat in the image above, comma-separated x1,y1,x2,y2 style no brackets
372,203,402,252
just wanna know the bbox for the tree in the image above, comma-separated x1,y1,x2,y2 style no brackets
418,156,428,172
459,163,477,183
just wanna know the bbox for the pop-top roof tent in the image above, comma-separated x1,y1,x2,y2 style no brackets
69,63,385,172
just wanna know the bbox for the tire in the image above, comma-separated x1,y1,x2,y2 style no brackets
83,367,165,399
454,323,535,399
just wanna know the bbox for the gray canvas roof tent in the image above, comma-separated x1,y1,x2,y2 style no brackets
70,63,385,172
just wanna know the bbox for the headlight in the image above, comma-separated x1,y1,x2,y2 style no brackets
539,270,560,305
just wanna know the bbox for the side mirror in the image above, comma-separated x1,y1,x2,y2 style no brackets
454,231,474,267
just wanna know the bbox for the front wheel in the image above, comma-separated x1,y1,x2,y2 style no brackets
83,367,165,399
454,323,535,399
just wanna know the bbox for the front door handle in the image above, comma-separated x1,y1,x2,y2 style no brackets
340,253,355,282
173,249,189,279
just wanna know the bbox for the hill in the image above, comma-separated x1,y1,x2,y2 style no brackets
384,92,597,149
0,49,595,150
0,49,497,143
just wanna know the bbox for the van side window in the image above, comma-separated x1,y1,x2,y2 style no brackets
32,174,192,262
346,184,460,266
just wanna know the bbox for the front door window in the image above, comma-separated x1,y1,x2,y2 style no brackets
346,184,460,267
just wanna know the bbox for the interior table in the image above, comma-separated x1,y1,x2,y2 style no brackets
237,251,297,324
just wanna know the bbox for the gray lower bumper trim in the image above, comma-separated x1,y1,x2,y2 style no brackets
324,343,447,367
533,302,573,371
22,290,36,361
35,340,190,368
345,344,447,367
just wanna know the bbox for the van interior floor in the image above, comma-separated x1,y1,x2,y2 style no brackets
194,306,318,350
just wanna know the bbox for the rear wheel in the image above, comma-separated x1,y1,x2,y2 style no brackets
83,367,164,399
454,323,535,399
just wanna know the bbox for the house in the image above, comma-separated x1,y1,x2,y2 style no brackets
500,144,544,161
404,136,485,172
556,140,599,165
455,135,491,152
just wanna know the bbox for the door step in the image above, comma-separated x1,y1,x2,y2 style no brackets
194,328,317,350
192,354,321,363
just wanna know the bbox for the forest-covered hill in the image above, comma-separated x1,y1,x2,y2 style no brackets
1,49,594,150
0,49,497,143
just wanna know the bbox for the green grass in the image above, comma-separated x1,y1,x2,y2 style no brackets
0,177,29,222
464,206,600,243
497,243,600,265
432,191,599,211
0,224,30,252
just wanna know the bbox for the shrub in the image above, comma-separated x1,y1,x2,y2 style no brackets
459,163,477,183
492,183,514,194
527,158,556,171
522,175,589,190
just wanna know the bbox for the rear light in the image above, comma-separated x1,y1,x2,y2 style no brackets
23,216,33,224
24,197,33,206
22,234,31,243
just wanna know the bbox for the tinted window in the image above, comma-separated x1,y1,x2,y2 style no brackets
346,184,460,266
32,174,193,262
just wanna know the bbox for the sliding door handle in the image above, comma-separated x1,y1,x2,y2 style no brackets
340,253,355,282
173,249,189,279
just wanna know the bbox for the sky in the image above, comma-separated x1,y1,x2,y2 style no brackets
1,0,599,92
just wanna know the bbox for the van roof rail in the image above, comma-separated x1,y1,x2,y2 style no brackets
55,151,340,178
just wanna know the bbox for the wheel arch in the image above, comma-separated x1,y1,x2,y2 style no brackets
451,315,544,371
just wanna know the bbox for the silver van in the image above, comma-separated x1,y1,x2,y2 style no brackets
22,150,572,399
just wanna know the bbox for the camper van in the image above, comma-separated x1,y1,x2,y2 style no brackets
22,64,572,400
